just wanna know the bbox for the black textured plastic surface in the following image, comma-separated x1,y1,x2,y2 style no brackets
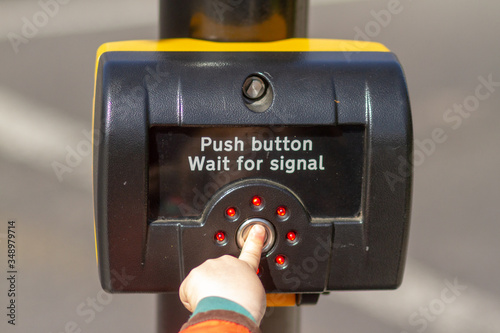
93,50,412,293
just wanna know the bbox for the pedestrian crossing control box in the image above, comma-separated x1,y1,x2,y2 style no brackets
93,38,412,300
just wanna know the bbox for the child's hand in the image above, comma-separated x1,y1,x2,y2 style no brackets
179,225,267,324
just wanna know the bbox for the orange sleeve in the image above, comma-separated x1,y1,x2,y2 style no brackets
181,319,252,333
179,310,261,333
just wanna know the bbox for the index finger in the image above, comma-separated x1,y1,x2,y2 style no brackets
238,224,266,271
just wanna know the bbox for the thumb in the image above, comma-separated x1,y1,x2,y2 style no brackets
238,224,266,271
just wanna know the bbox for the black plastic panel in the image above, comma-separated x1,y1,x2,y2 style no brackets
93,49,412,293
148,126,364,220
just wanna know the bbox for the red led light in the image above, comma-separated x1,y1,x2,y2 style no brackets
225,207,237,218
215,231,226,243
275,255,286,266
252,196,262,207
256,268,260,275
287,231,297,242
276,206,287,217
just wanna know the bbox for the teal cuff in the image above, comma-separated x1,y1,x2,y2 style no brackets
192,296,256,323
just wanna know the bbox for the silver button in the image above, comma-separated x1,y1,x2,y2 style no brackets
236,218,276,253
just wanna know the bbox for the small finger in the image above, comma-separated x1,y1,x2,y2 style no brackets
238,224,266,271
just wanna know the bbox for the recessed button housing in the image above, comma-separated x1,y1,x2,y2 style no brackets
236,218,276,253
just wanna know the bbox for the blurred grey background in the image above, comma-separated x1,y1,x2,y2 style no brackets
0,0,499,332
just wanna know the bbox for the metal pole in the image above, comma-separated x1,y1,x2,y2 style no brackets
157,1,308,332
159,0,309,41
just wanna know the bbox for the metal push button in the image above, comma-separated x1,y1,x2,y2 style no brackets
236,218,275,253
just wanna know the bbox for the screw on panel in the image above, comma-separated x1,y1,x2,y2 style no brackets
243,76,267,100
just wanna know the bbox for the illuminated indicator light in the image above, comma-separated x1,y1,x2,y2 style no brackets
287,231,297,242
256,268,260,275
215,231,226,243
275,255,286,266
252,196,262,207
226,207,237,218
276,206,287,217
